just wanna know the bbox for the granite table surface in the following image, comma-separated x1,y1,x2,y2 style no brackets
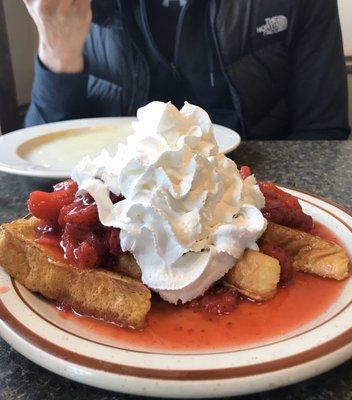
0,140,351,400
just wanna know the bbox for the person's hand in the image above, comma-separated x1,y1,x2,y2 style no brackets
23,0,92,73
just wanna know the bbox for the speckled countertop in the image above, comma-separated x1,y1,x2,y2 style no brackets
0,141,351,400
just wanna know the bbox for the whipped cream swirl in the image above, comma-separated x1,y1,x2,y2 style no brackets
72,102,266,303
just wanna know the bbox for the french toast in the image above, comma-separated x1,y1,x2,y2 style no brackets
0,217,151,329
113,252,142,280
260,222,350,280
0,217,349,329
0,216,282,315
225,249,281,301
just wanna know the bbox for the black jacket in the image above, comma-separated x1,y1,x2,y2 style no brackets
25,0,350,140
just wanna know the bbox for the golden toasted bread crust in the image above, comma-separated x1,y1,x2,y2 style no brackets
112,252,142,280
225,249,280,301
260,222,350,281
0,218,151,329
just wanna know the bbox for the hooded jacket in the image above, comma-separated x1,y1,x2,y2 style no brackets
25,0,350,140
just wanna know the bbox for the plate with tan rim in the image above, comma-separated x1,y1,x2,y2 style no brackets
0,117,241,179
0,187,352,398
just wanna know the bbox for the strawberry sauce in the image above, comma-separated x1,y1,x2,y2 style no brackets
0,287,9,294
56,222,348,354
57,272,346,353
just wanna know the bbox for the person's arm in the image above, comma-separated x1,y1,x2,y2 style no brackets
287,0,350,140
23,0,92,127
25,56,89,126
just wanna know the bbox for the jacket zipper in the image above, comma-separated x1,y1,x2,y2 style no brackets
139,0,191,80
209,0,247,139
118,0,150,114
172,0,191,79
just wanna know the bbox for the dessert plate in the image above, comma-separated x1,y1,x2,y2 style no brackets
0,118,241,179
0,187,351,398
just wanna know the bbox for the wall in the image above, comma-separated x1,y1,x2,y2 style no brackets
3,0,37,106
338,0,352,56
348,75,352,127
338,0,352,129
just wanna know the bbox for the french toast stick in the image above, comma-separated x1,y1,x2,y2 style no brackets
260,222,350,280
225,249,281,301
0,217,151,329
113,252,142,280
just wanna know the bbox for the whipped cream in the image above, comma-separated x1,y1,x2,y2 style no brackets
72,101,266,303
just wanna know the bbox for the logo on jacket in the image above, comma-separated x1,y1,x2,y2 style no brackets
256,16,288,36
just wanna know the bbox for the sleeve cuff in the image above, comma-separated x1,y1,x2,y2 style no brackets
32,55,88,111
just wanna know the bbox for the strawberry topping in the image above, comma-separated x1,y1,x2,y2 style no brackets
28,179,123,269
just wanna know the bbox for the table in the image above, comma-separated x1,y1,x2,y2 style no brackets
0,141,351,400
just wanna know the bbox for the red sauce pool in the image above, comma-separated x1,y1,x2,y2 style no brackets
58,272,346,353
54,221,349,354
0,286,9,294
308,221,341,244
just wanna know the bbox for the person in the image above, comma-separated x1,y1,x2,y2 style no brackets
23,0,350,140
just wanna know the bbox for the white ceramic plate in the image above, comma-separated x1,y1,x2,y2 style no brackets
0,118,241,179
0,188,351,397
